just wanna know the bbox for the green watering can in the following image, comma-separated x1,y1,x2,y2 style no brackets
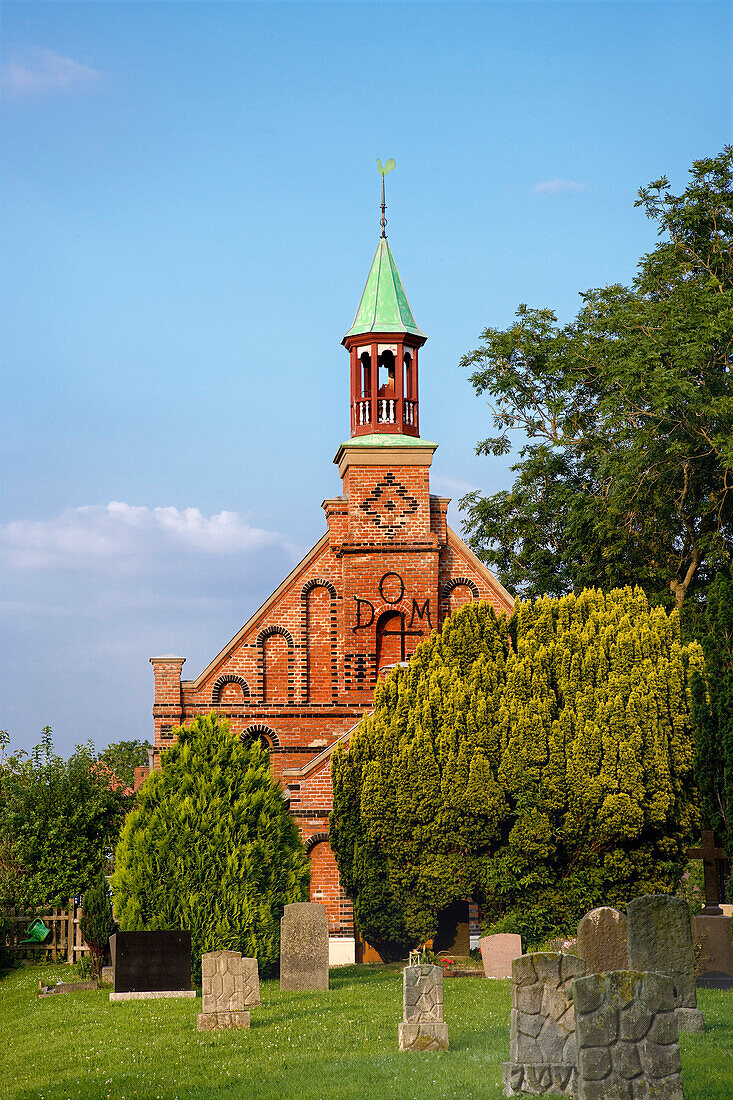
20,918,50,945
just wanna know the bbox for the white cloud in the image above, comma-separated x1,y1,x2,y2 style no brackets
532,178,587,195
1,48,99,96
0,502,294,570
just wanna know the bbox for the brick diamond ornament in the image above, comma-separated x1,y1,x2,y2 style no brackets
359,471,419,531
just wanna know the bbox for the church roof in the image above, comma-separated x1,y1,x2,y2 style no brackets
343,238,426,340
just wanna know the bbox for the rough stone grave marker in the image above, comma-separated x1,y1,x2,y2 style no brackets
197,950,259,1031
280,902,329,991
503,952,586,1096
479,933,522,979
398,963,449,1051
109,931,194,1001
626,894,704,1031
573,970,684,1100
576,907,627,974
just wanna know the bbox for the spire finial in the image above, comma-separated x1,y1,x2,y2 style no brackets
376,158,396,237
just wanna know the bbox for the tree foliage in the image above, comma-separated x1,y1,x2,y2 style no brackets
692,568,733,856
0,728,126,907
96,740,151,791
80,868,116,975
331,595,702,957
111,714,309,976
460,148,733,607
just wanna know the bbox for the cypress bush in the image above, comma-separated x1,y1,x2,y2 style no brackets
80,867,116,976
331,589,703,958
692,568,733,856
111,714,308,976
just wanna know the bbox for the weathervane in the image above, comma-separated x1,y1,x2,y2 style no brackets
377,158,395,237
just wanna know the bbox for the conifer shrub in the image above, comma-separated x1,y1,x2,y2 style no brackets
111,714,308,976
692,567,733,856
331,589,703,959
80,867,116,976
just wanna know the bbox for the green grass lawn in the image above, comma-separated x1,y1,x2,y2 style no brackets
3,962,732,1099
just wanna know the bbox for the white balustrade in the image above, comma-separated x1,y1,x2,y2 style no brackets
356,400,371,425
377,399,396,423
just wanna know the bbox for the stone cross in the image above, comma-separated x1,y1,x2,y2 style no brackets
626,894,704,1032
398,964,449,1052
503,952,586,1096
573,971,684,1100
687,829,730,915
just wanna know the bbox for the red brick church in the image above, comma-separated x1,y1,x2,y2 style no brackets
145,221,513,962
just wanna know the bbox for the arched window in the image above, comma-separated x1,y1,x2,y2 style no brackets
403,351,413,398
442,577,480,617
257,626,293,704
241,724,279,750
376,609,405,674
360,351,372,397
211,675,250,706
377,348,395,395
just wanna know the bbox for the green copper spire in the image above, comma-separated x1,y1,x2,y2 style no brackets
343,238,426,341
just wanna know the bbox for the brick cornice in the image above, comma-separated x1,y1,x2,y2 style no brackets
334,441,437,479
333,539,440,556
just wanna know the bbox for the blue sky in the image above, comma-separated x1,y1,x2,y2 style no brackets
2,1,730,756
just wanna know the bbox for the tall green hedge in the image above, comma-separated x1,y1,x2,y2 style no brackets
331,589,703,959
692,568,733,856
111,714,308,975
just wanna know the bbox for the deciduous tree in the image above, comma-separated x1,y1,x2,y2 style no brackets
96,740,151,791
0,728,125,907
460,149,733,607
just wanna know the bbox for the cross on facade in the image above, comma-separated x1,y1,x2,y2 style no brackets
380,615,424,662
687,829,731,915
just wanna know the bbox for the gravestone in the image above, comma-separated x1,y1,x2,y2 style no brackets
433,900,470,956
109,931,194,1001
197,950,259,1031
280,902,329,991
576,907,627,974
503,952,586,1096
398,963,449,1051
627,894,704,1031
479,933,522,979
692,914,733,989
573,970,684,1100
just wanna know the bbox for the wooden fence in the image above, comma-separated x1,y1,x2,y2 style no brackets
2,901,90,962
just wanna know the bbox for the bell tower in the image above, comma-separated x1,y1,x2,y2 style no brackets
325,165,445,692
342,236,426,437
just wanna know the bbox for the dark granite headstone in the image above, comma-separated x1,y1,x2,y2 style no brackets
110,931,191,994
433,901,470,955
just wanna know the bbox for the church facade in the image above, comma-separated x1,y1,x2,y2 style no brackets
146,230,513,961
